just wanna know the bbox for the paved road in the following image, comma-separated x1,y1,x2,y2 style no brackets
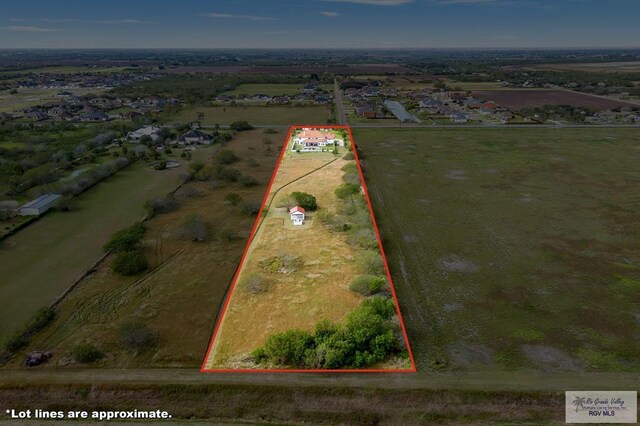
334,78,346,125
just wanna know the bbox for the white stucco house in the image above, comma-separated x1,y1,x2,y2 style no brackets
289,206,305,225
127,125,162,143
293,129,344,152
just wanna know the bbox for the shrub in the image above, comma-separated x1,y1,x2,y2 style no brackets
26,307,56,333
342,151,355,160
177,214,209,242
239,175,258,187
247,158,260,167
112,250,148,276
218,167,241,182
144,197,178,217
290,191,317,211
243,273,269,294
230,120,254,131
252,297,401,369
103,222,145,253
241,201,261,215
119,322,156,349
347,227,378,249
215,149,239,165
189,162,212,181
356,251,385,275
335,183,360,199
349,275,386,296
4,332,28,353
224,193,242,206
72,343,104,363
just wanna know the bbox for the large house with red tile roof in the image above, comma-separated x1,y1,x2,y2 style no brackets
293,128,344,152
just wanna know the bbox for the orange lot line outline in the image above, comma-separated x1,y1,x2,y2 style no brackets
201,125,417,373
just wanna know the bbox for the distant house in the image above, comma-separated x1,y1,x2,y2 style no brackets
79,111,109,122
303,82,319,92
119,111,144,120
419,98,443,109
18,193,62,216
450,112,469,123
289,206,305,226
178,129,213,146
26,110,48,121
127,125,162,142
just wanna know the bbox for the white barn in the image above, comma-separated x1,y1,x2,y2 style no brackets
18,193,62,216
289,206,305,225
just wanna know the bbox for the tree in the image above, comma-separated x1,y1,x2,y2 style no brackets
230,120,254,131
224,193,242,206
215,149,239,165
112,249,148,276
104,223,145,253
290,191,317,211
72,343,104,363
178,214,209,242
119,322,156,349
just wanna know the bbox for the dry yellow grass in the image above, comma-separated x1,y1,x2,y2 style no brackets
206,137,363,368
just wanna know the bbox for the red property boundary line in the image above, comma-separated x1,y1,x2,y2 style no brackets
200,125,417,373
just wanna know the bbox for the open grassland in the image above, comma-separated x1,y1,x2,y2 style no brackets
167,105,331,126
355,127,640,373
529,61,640,73
5,130,283,367
0,87,103,113
0,66,131,75
222,83,304,96
0,162,184,344
207,142,367,368
472,89,635,111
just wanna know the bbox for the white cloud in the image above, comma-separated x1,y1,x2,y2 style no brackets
323,0,413,5
99,19,156,24
40,18,76,23
2,25,62,32
319,11,341,16
201,13,277,21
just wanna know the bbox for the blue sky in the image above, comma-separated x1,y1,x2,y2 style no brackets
0,0,638,49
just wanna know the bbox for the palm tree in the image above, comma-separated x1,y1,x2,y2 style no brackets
573,397,586,413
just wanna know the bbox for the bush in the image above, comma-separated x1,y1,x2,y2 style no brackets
243,273,269,294
144,197,178,217
347,227,378,249
342,151,355,160
26,307,56,333
215,149,239,165
119,322,156,349
103,222,145,253
224,192,242,206
241,201,261,215
252,297,401,369
335,183,360,199
356,251,385,275
112,250,148,276
230,120,254,131
218,166,241,182
239,175,258,187
72,343,104,363
177,214,209,242
349,275,386,296
189,162,212,181
4,332,28,353
290,191,317,211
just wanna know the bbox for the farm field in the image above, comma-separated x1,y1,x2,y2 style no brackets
530,61,640,73
167,105,331,125
205,129,411,370
355,127,640,373
472,89,635,111
221,83,331,96
5,129,284,368
0,87,103,113
0,161,185,344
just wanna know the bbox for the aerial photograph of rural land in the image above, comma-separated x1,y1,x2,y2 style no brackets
0,0,639,424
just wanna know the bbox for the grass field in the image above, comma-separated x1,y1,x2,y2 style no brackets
0,161,184,344
221,83,304,96
206,140,369,368
167,105,332,126
0,87,103,113
7,130,284,367
472,89,635,111
355,127,640,373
